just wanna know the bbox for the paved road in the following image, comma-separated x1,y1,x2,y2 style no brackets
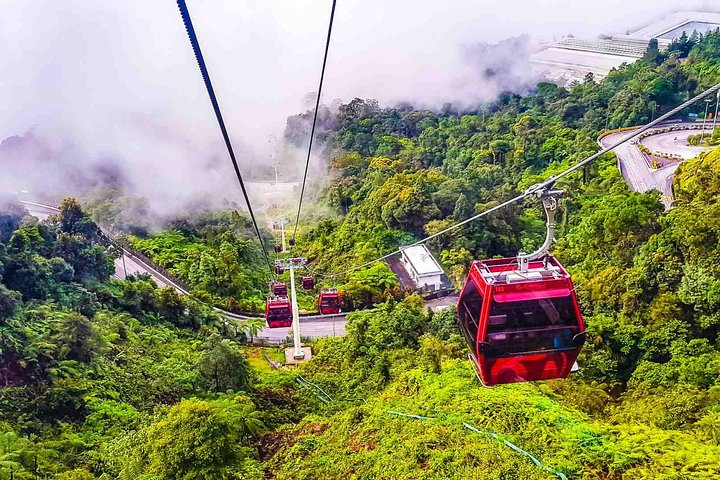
600,130,657,193
21,201,185,286
425,293,459,311
641,129,711,160
600,127,712,207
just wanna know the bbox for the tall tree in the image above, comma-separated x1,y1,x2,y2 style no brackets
198,335,251,392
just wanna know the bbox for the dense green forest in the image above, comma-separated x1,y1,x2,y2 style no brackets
1,30,720,479
125,212,269,313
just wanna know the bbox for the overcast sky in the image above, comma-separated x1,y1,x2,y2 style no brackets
0,0,716,210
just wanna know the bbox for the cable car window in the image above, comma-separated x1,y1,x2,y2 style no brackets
321,296,339,307
486,295,579,355
459,281,482,345
268,307,290,319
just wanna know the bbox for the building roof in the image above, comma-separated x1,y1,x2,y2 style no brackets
401,245,444,276
630,11,720,39
531,47,637,74
529,11,720,86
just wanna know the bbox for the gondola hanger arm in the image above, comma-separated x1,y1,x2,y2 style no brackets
517,186,564,273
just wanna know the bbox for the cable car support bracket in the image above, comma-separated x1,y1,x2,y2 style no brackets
517,183,564,274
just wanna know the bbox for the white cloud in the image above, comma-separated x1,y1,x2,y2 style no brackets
0,0,715,212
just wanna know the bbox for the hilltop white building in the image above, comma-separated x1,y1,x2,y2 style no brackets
530,11,720,85
400,245,444,291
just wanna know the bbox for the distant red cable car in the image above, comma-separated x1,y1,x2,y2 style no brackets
318,288,341,315
265,296,292,328
275,264,284,275
272,282,287,296
301,275,315,290
274,244,283,253
457,254,586,386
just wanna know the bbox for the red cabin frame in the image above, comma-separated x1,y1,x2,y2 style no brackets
318,288,340,315
272,282,287,296
265,296,292,328
457,255,585,386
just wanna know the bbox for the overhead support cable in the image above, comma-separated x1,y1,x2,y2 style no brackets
176,0,273,273
345,81,720,274
291,0,338,241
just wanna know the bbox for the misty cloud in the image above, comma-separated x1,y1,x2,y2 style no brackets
0,0,716,214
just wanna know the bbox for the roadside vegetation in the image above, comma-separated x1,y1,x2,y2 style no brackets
126,212,269,313
688,126,720,146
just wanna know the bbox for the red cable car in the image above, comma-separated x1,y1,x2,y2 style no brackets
457,254,586,386
274,244,283,253
272,282,287,296
301,275,315,290
275,264,285,275
265,296,292,328
318,288,340,315
457,186,585,386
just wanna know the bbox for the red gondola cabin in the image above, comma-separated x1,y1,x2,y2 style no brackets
273,282,287,296
301,276,315,290
265,296,292,328
318,288,340,315
457,255,585,386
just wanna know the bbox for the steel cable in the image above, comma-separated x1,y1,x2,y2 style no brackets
176,0,273,273
291,0,338,242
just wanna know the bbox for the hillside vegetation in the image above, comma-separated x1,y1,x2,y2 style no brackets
0,30,719,479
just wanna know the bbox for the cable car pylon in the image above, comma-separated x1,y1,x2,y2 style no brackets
288,259,304,360
280,219,288,253
272,238,311,361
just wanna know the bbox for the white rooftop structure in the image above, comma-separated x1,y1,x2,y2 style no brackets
530,11,720,85
632,11,720,39
400,245,444,291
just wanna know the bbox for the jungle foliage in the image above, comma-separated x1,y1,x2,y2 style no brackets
0,200,288,479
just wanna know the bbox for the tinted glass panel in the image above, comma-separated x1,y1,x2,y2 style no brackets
459,280,482,347
321,296,339,307
268,307,291,320
486,296,579,355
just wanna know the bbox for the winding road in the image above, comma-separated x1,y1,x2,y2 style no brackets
642,130,711,160
600,125,713,207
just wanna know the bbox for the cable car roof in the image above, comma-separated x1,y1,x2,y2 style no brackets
267,295,290,303
472,255,570,286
